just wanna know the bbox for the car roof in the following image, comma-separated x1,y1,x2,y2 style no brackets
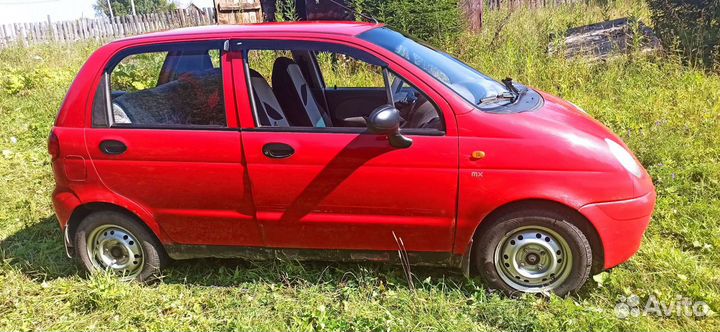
113,21,382,43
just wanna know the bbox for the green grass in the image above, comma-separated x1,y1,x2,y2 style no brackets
1,1,719,330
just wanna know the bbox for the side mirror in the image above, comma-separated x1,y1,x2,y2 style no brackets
367,105,413,149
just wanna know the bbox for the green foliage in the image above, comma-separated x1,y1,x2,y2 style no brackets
1,1,720,330
0,64,72,96
110,51,166,92
93,0,176,17
249,50,384,88
351,0,462,42
314,52,385,88
275,0,299,22
647,0,720,70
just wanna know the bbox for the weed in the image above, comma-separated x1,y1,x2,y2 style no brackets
0,1,718,330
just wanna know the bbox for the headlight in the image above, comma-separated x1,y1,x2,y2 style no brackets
605,138,642,178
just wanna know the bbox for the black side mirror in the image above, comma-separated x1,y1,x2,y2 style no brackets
367,105,413,149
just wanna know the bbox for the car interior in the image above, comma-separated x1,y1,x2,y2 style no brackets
103,44,443,133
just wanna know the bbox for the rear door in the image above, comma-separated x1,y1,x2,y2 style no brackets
84,41,262,247
234,39,459,253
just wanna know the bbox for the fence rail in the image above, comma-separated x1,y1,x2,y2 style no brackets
486,0,587,9
0,8,222,49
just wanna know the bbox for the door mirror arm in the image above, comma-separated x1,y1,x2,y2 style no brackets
387,131,413,149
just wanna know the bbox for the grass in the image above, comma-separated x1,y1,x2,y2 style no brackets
1,0,719,330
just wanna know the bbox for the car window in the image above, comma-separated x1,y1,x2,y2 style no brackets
93,41,227,128
387,72,445,131
314,51,385,88
359,27,509,108
243,41,444,133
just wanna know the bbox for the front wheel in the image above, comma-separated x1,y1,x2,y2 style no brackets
73,210,166,282
473,209,593,296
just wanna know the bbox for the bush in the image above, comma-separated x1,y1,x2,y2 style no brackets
648,0,720,70
350,0,462,42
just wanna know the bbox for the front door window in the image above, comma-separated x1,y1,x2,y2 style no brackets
243,42,444,133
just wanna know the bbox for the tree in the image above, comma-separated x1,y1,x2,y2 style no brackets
94,0,176,17
648,0,720,70
462,0,483,32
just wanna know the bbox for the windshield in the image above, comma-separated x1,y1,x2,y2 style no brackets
359,27,510,107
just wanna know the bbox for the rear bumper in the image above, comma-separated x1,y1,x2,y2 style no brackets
52,189,81,229
52,189,82,258
579,190,657,269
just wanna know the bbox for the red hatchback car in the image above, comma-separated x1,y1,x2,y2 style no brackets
50,22,656,295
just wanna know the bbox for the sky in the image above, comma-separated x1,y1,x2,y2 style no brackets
0,0,214,25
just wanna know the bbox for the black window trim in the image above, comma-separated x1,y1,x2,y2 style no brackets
241,47,263,128
92,40,231,130
103,72,113,127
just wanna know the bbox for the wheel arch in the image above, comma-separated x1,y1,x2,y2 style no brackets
66,202,169,253
468,199,604,275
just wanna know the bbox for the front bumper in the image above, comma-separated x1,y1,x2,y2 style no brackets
579,190,657,269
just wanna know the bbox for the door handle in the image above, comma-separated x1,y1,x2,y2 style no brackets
262,143,294,159
99,140,127,155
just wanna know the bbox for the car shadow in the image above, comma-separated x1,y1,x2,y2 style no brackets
280,133,394,222
3,215,470,291
3,216,603,299
0,215,78,279
160,256,468,291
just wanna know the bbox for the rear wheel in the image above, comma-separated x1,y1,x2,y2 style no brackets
473,209,592,296
73,210,166,282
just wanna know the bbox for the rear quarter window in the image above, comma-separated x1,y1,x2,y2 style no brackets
92,41,227,128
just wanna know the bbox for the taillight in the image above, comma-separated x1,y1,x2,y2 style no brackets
48,130,59,160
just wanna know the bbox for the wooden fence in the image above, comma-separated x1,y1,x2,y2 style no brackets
0,8,224,49
1,0,591,48
486,0,589,10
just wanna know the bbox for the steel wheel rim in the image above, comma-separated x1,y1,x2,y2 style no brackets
493,225,573,293
86,224,144,279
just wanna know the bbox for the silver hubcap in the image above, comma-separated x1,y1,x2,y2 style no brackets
87,225,144,278
494,226,572,292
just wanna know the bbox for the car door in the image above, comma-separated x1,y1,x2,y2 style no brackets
234,39,459,253
84,41,262,247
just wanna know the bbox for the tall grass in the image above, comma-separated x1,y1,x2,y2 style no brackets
1,1,719,330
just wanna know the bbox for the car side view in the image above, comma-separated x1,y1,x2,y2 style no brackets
49,22,656,295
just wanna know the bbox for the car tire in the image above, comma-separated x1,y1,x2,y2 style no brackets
73,210,167,282
473,208,592,296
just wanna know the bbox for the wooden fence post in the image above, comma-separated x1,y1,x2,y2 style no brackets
0,25,6,48
19,24,28,47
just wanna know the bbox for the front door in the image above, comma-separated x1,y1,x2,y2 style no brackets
84,41,261,247
235,39,459,253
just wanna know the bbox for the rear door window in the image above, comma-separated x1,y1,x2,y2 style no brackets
93,41,227,128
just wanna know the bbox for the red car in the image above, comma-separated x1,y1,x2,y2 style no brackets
50,22,656,295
